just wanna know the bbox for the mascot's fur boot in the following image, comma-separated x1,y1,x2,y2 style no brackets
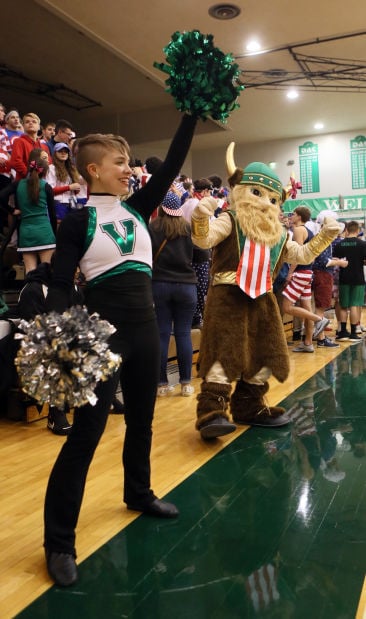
196,381,236,440
230,380,290,427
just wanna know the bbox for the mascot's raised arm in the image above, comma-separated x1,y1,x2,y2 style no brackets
191,143,341,440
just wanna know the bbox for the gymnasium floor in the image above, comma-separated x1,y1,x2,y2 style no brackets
11,341,366,619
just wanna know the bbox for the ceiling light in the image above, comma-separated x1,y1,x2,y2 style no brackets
208,4,241,19
286,89,299,100
246,40,261,53
314,122,324,129
268,161,277,169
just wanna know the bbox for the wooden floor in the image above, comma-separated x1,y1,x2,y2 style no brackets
0,326,355,619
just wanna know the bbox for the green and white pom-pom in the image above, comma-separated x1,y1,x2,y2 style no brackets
154,30,244,122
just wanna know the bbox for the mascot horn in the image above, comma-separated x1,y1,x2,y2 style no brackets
226,142,244,187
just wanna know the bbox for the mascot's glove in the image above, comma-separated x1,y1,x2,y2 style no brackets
191,197,217,238
194,196,218,217
305,216,343,258
322,216,343,235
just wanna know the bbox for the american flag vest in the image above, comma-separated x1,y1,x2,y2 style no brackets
233,216,287,299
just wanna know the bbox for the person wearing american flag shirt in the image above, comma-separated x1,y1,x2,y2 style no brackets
190,146,342,440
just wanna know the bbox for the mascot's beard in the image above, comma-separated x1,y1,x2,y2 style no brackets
233,191,283,247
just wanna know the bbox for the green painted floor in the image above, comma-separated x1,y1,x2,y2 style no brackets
16,345,366,618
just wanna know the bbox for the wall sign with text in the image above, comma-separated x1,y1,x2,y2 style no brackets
283,194,366,217
350,135,366,189
299,141,320,193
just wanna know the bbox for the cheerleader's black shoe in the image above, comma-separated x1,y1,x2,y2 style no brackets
47,408,72,435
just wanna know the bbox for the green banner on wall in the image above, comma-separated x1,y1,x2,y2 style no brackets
299,141,320,193
350,135,366,189
283,194,366,218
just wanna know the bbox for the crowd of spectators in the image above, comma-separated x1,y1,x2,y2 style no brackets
1,100,366,432
280,210,366,348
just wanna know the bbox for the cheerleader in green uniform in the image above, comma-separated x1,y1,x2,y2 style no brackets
0,148,57,273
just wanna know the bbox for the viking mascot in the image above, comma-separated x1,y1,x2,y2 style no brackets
191,144,341,439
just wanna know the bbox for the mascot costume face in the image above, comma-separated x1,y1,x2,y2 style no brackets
230,166,284,248
191,143,341,440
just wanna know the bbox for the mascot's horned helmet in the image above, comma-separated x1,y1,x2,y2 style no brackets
226,142,284,200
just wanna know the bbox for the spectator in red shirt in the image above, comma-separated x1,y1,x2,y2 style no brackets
10,113,51,180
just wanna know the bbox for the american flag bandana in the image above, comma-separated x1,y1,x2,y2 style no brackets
236,238,272,298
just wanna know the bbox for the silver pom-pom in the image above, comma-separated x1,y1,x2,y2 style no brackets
15,306,121,408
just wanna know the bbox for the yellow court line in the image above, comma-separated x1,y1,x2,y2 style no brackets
355,576,366,619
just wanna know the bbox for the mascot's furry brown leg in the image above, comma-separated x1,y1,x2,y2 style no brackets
196,381,236,439
230,380,289,427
